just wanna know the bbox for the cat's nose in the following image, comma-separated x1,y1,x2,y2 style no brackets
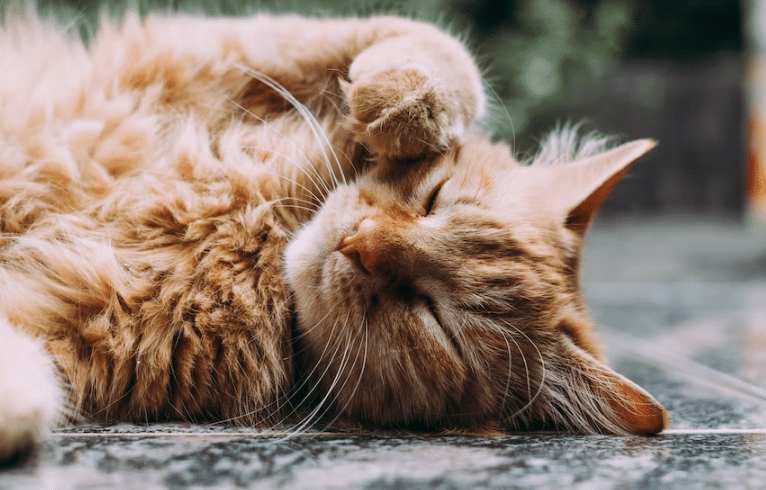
335,218,382,274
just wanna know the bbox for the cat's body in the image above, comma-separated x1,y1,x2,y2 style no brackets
0,9,667,463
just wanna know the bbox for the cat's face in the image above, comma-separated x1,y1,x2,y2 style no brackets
285,134,668,434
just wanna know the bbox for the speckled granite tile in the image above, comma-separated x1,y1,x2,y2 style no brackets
5,432,766,490
585,282,766,413
52,423,278,435
602,331,766,430
582,218,766,425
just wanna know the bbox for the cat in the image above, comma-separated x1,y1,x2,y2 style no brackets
0,7,668,464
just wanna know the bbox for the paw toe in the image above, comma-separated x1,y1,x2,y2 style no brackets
347,67,457,158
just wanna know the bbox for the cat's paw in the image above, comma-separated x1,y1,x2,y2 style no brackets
344,66,465,159
0,321,63,465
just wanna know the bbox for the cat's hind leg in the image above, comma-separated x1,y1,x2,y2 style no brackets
0,317,63,465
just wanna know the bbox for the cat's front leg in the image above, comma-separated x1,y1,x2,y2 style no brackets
0,319,63,465
344,21,486,160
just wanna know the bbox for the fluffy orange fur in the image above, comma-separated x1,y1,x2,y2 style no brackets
0,8,666,462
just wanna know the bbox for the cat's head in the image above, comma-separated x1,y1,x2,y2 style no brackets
284,131,668,435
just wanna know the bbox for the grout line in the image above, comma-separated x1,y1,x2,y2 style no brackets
586,280,766,288
584,281,766,306
587,281,738,290
50,429,766,437
662,429,766,435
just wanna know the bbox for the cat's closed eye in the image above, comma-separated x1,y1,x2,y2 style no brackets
424,297,442,323
424,181,444,216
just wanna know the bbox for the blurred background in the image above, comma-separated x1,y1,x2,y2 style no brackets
15,0,751,217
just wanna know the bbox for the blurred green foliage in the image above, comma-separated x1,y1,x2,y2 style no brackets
453,0,635,138
450,0,741,145
5,0,742,145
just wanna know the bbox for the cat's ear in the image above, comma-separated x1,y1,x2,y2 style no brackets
549,336,669,435
547,139,656,234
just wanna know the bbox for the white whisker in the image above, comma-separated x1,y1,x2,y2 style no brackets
318,314,369,429
504,322,546,420
497,328,513,416
282,311,351,437
236,66,347,189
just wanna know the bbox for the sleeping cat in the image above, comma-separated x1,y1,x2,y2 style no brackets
0,9,668,463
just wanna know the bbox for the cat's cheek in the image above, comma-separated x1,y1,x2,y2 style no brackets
285,208,345,285
284,221,323,290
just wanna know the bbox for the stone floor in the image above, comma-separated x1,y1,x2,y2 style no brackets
2,215,765,489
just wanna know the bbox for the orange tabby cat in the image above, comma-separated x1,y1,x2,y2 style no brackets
0,9,667,463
